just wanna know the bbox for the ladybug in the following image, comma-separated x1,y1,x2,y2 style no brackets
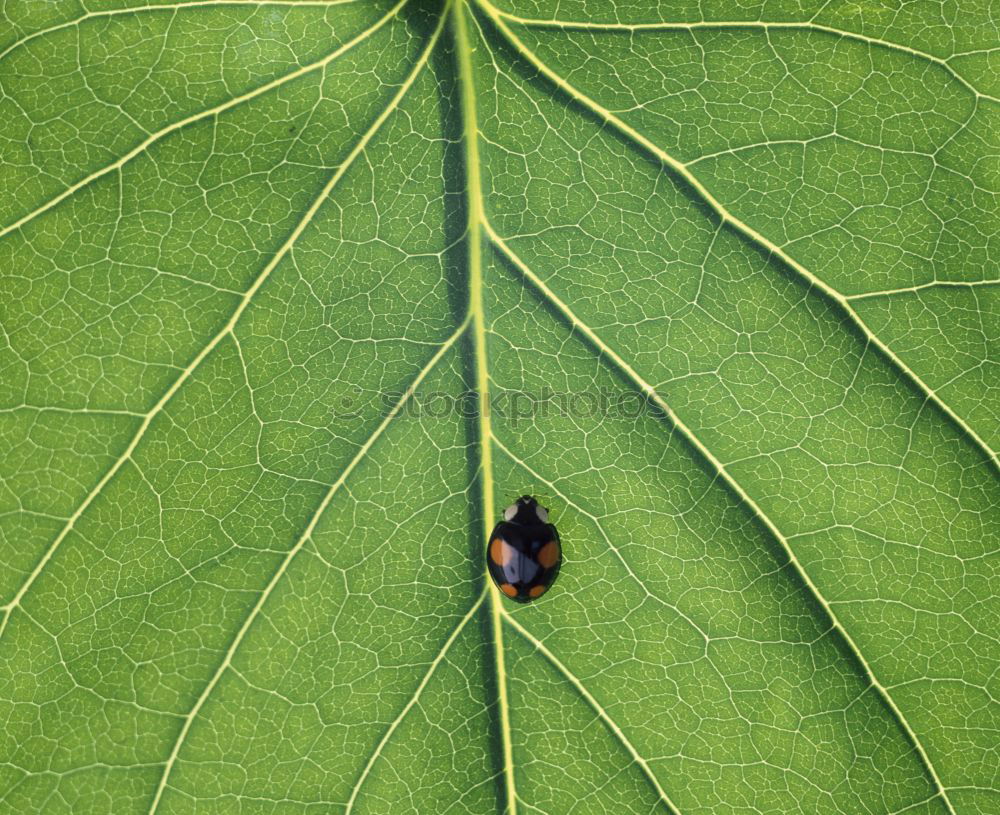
487,495,561,603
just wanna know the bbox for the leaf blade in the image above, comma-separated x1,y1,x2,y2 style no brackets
1,0,997,812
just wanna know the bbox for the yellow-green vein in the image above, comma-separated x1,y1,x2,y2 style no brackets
0,0,359,63
846,279,1000,301
484,6,999,103
451,2,518,813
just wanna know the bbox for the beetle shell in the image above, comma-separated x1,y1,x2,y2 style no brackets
487,496,561,603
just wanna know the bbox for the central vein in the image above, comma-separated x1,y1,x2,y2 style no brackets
451,2,518,813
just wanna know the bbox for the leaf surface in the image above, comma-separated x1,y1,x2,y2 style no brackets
1,1,997,813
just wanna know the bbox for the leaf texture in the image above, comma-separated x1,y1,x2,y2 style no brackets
1,1,997,813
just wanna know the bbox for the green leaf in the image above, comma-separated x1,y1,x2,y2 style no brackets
1,0,997,812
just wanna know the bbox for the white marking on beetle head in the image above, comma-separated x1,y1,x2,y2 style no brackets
535,505,548,523
503,503,517,521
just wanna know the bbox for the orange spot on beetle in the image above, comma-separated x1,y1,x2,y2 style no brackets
528,584,546,599
490,537,506,565
537,541,560,568
500,583,518,598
